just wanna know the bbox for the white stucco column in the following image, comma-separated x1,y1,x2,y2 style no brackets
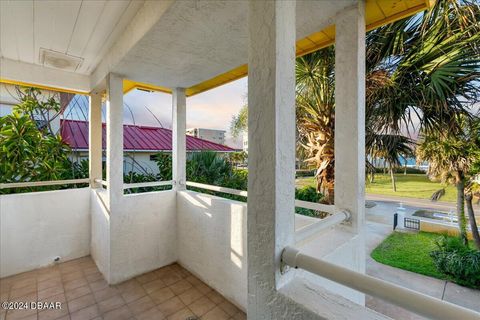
172,88,186,190
247,1,304,318
334,4,366,233
105,73,124,205
88,91,103,188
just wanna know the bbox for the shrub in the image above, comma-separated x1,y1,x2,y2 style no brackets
430,235,480,288
295,186,325,217
295,169,315,178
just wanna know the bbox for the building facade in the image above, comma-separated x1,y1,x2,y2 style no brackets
186,127,226,145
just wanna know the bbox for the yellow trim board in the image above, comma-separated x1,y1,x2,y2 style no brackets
0,78,88,95
123,79,171,95
2,0,434,98
184,0,434,97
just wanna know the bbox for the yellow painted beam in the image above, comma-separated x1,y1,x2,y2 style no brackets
183,0,434,97
0,78,89,95
10,0,431,98
123,79,171,95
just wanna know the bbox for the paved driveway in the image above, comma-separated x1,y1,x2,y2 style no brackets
365,221,480,319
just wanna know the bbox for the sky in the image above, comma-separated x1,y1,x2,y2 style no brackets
123,77,247,148
62,77,248,148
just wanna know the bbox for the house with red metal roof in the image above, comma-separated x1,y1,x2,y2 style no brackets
61,119,237,174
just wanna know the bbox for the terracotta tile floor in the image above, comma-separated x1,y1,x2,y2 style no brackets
0,256,246,320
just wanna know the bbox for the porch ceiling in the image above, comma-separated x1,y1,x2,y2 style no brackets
0,0,433,96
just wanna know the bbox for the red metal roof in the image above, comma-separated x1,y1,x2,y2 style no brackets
60,119,236,152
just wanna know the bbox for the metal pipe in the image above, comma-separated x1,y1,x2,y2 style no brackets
0,178,90,189
123,180,172,189
282,246,480,320
295,211,350,243
185,181,248,197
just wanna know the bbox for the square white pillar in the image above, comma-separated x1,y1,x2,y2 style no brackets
334,2,366,234
105,73,124,206
88,91,103,188
172,88,186,191
247,0,298,317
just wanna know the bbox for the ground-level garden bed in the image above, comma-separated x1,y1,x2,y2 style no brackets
371,231,480,289
371,231,447,279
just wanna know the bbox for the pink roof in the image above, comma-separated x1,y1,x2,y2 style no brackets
60,119,236,152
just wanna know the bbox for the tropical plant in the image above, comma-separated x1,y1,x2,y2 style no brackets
366,134,414,191
230,104,248,139
295,48,336,203
430,235,480,288
416,117,480,246
0,87,78,193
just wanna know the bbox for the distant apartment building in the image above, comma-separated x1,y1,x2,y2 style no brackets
186,128,226,145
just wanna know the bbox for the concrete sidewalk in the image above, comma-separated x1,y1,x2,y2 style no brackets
365,221,480,319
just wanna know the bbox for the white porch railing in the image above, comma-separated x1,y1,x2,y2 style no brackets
123,180,173,190
0,178,90,189
184,181,348,240
281,246,480,320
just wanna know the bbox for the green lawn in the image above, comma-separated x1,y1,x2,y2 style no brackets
296,174,456,202
371,231,446,279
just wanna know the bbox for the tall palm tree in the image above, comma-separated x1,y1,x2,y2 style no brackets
416,117,480,246
296,0,480,202
366,134,414,192
296,48,336,203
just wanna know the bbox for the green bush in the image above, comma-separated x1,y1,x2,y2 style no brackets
295,170,315,178
430,235,480,288
295,186,325,217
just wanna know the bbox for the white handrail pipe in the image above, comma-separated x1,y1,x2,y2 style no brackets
123,180,173,189
281,246,480,320
0,178,90,189
295,210,350,243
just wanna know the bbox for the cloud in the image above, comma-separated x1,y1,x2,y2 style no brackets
123,78,247,147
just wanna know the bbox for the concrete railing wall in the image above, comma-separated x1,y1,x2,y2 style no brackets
177,191,248,310
0,188,91,278
109,190,177,284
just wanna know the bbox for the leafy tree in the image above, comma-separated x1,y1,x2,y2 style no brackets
229,104,248,139
0,87,74,193
416,117,480,246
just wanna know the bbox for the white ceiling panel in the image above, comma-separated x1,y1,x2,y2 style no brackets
1,0,144,76
0,1,19,60
48,1,82,53
79,0,142,74
11,1,35,64
66,0,107,57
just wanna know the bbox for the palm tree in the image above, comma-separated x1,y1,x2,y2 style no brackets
296,48,336,203
366,134,414,192
230,0,480,204
416,117,480,246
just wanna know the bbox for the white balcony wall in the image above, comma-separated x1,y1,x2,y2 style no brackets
109,190,177,284
176,191,247,310
90,189,111,281
0,188,90,278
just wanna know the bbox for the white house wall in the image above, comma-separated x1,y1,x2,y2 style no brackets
0,188,91,278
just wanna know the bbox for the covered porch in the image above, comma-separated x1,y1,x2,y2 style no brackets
2,1,478,319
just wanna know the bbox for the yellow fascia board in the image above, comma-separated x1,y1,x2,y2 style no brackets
0,78,89,95
4,0,433,98
123,79,171,95
185,0,434,97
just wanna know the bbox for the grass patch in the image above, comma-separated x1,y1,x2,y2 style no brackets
371,231,448,279
296,174,456,202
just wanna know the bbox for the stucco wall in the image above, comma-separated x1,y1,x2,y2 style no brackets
90,189,111,281
177,191,247,310
109,190,177,284
0,188,90,277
